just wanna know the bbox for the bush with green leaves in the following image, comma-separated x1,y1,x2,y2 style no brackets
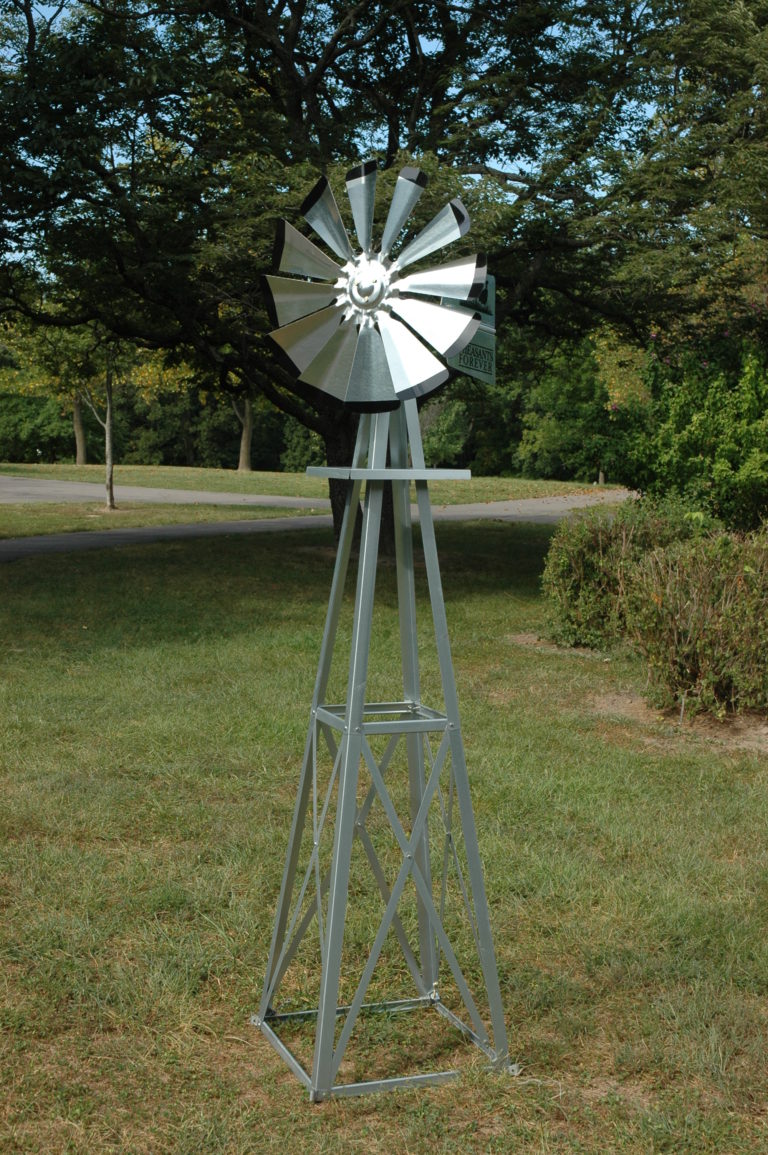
420,394,470,466
279,414,325,472
542,495,715,648
625,532,768,715
647,346,768,530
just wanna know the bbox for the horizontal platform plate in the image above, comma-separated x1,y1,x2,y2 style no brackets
315,701,449,734
306,467,471,481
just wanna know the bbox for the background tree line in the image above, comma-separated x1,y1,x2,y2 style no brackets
1,0,767,525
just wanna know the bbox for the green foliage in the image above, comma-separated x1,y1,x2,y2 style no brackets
515,338,654,486
2,0,768,498
648,346,768,529
542,496,714,648
7,0,764,460
420,394,470,467
544,491,768,718
0,383,287,471
416,370,524,477
626,532,768,715
0,391,75,462
279,415,325,472
123,389,283,471
542,512,626,648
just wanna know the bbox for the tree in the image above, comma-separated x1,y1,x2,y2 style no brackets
0,317,93,462
2,0,768,529
515,335,653,487
643,337,768,529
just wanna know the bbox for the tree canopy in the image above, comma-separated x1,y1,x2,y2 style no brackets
1,1,767,497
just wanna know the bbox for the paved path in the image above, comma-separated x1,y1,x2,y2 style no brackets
0,475,631,563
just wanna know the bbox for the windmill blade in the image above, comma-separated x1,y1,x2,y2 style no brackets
379,166,427,258
395,254,487,301
393,198,471,271
275,220,343,282
390,297,480,358
299,316,360,402
346,160,377,255
269,305,344,374
344,324,397,409
377,311,449,399
301,176,355,261
263,275,342,327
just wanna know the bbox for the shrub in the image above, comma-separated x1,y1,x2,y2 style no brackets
541,495,713,648
647,347,768,530
625,532,768,715
279,415,324,472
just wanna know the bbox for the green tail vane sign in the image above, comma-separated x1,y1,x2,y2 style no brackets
446,274,495,384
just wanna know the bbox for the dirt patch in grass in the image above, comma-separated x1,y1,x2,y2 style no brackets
591,691,768,754
590,691,660,725
507,634,768,754
575,1074,655,1113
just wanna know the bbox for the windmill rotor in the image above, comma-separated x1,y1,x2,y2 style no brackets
264,161,487,411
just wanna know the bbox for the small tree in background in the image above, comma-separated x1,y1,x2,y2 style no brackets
515,337,654,488
0,318,92,463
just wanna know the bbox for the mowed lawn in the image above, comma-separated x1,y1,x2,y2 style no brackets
1,519,766,1153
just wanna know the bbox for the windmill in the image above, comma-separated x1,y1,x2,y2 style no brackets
253,161,512,1101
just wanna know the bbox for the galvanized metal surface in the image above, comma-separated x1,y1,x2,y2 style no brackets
306,466,471,481
265,160,489,409
256,402,511,1101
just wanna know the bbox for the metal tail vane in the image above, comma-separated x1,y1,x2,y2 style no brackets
255,161,511,1101
263,161,486,410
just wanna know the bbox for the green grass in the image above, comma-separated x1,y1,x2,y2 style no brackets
0,461,331,498
0,502,326,540
1,522,766,1152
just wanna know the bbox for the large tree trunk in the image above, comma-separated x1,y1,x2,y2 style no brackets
104,369,115,510
321,408,395,553
73,393,87,465
233,395,253,472
322,409,361,543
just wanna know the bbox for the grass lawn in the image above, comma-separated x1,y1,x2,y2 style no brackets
1,521,766,1152
0,503,327,540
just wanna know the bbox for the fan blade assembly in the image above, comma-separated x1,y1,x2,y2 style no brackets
266,163,490,410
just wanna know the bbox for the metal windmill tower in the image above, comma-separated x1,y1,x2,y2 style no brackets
253,161,511,1100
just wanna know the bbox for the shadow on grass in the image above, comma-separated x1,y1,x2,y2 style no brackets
1,521,555,656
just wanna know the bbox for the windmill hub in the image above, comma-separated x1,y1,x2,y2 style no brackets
345,256,390,312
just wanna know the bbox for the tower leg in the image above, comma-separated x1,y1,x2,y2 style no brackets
405,399,509,1065
390,404,438,990
259,417,369,1020
311,412,390,1098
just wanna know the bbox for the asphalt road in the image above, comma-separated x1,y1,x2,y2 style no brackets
0,475,631,563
